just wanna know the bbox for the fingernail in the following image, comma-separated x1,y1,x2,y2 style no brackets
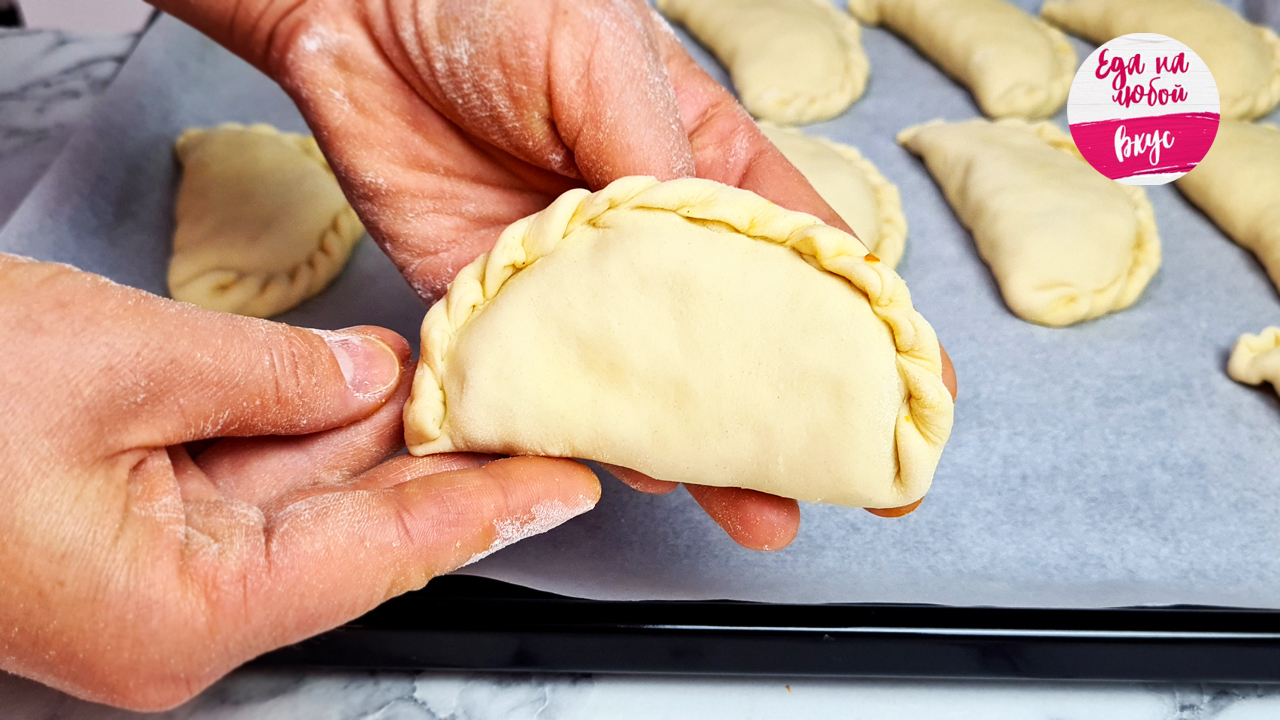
321,331,401,399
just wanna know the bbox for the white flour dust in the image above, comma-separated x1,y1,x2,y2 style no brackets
461,494,596,567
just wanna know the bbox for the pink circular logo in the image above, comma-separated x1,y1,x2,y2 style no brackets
1067,33,1220,185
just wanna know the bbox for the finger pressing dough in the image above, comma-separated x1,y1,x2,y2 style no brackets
656,0,869,124
1175,121,1280,294
759,122,907,268
403,176,954,508
849,0,1076,120
898,119,1161,327
1042,0,1280,120
170,123,364,318
1228,327,1280,396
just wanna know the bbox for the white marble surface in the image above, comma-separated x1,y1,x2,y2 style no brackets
6,22,1280,720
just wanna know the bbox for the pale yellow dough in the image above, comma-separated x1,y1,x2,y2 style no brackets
170,123,364,318
1042,0,1280,120
1175,121,1280,294
1228,327,1280,395
759,123,907,268
849,0,1076,119
656,0,869,124
403,177,954,508
898,119,1161,327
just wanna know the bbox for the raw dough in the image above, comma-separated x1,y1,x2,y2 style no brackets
898,119,1161,327
759,122,907,268
849,0,1076,119
1175,121,1280,294
1042,0,1280,120
403,176,954,508
1228,327,1280,396
656,0,869,124
170,123,364,318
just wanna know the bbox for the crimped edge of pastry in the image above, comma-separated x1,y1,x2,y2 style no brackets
1228,326,1280,388
759,122,908,268
897,118,1162,327
405,176,954,496
1250,26,1280,121
170,123,365,318
658,0,868,125
850,0,1075,119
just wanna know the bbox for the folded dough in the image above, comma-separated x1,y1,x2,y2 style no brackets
170,123,364,318
1175,121,1280,294
849,0,1076,119
898,119,1161,327
1228,327,1280,396
403,176,954,508
656,0,869,124
759,122,907,268
1042,0,1280,120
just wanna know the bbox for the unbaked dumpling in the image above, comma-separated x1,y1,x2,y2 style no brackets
1175,121,1280,294
898,119,1161,327
170,123,364,318
1228,327,1280,396
1042,0,1280,120
656,0,869,124
403,176,954,509
849,0,1076,119
759,123,907,268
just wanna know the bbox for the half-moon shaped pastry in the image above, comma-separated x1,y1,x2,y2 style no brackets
849,0,1076,120
759,122,907,268
656,0,869,124
1228,327,1280,396
403,177,954,508
898,119,1161,327
1175,121,1280,294
170,123,364,318
1042,0,1280,120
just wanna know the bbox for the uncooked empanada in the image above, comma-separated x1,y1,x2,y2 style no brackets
849,0,1076,119
403,176,954,508
759,123,907,268
1228,327,1280,396
898,119,1161,327
656,0,869,124
170,123,364,318
1175,121,1280,293
1042,0,1280,120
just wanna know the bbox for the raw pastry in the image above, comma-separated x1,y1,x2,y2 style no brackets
170,123,364,318
1228,327,1280,396
759,122,907,268
656,0,869,124
403,176,954,508
1042,0,1280,120
849,0,1076,119
1175,121,1280,294
898,119,1161,327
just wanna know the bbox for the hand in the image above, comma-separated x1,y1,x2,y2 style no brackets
0,255,600,710
154,0,957,550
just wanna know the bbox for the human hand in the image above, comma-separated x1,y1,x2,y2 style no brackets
0,255,600,710
154,0,956,550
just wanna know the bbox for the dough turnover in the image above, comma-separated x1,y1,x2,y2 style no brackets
656,0,869,124
1042,0,1280,120
1175,121,1280,294
849,0,1076,120
898,119,1161,327
403,176,954,508
1228,327,1280,396
759,123,907,268
170,123,364,318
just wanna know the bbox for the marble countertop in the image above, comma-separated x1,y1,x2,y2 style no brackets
4,23,1280,720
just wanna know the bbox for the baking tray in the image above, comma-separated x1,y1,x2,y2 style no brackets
7,3,1280,681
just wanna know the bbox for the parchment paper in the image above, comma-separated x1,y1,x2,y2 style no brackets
4,3,1280,609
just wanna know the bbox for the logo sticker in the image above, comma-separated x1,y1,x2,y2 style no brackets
1067,33,1220,185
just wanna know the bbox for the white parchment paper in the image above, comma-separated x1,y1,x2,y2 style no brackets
4,3,1280,609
